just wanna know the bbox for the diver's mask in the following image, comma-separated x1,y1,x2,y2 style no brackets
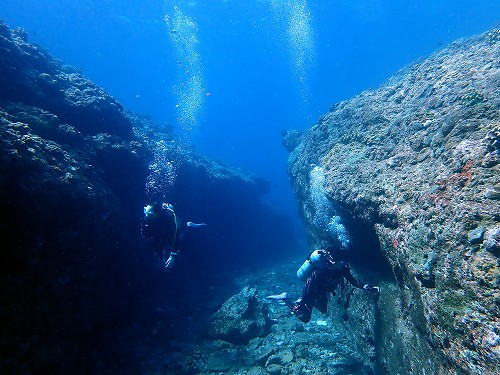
144,204,155,217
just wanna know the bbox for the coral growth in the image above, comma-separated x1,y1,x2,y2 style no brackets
287,28,500,374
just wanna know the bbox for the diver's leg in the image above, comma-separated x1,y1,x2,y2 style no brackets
267,292,288,300
287,298,312,323
267,271,324,323
315,291,328,314
300,270,322,308
290,270,324,323
267,293,312,323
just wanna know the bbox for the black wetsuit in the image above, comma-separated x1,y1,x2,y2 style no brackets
283,261,363,323
142,207,181,259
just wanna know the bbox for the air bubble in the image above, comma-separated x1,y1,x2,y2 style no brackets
165,6,205,135
309,165,350,250
270,0,315,103
145,139,181,201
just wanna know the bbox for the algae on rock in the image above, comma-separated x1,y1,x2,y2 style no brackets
286,28,500,374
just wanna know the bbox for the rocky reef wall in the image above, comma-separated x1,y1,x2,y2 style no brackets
286,29,500,374
0,20,298,373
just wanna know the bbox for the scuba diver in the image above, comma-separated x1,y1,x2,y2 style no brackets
267,249,379,323
141,202,206,270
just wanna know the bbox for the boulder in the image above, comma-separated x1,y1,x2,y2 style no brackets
209,287,271,344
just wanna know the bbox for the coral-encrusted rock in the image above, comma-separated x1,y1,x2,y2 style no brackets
0,20,299,374
0,20,132,138
287,29,500,374
282,129,305,153
484,225,500,256
209,287,270,344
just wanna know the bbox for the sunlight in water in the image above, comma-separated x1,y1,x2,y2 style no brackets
165,6,205,134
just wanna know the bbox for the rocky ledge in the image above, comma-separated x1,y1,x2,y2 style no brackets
286,29,500,374
0,20,298,374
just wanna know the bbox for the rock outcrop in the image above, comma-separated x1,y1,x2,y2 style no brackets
286,29,500,374
209,286,271,344
0,20,298,374
0,22,132,138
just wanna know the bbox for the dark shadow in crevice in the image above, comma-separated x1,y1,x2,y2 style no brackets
338,211,394,283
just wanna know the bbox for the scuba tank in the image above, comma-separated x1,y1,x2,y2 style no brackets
296,250,327,281
297,259,313,281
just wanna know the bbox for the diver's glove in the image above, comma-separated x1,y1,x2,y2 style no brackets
165,251,178,270
187,222,207,228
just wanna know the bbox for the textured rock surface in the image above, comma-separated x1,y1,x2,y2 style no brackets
209,286,270,344
138,260,381,374
286,29,500,373
0,20,298,373
0,21,132,138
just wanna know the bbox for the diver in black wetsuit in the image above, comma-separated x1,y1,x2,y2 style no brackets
141,202,206,270
267,249,379,323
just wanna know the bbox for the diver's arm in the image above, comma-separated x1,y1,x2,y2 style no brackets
164,209,180,269
187,221,207,228
165,250,177,269
341,263,364,289
342,263,380,293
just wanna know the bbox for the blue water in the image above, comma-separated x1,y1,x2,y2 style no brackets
2,0,499,222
